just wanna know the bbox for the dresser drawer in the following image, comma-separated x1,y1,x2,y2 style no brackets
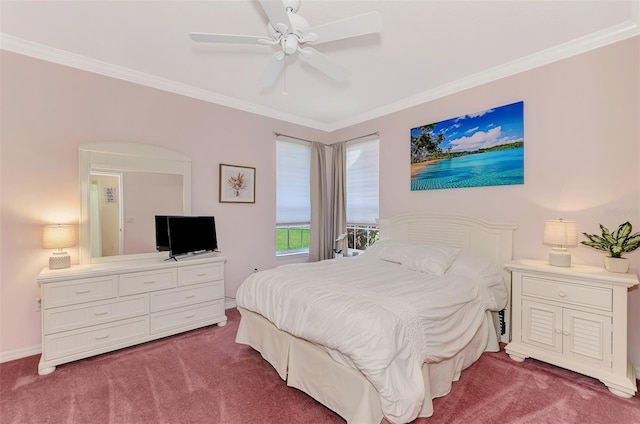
43,275,118,309
178,262,224,286
119,269,176,296
522,276,612,311
150,300,224,334
43,316,149,360
43,295,148,335
150,282,224,312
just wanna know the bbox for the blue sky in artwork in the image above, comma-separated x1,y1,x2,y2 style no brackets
411,101,524,152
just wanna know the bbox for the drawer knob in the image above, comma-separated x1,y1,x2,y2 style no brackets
184,312,196,319
555,328,562,334
563,330,571,336
185,293,196,298
94,309,109,316
557,291,567,297
197,273,207,277
143,280,156,284
75,289,91,294
95,333,110,340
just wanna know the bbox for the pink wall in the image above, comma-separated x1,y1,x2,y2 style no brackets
0,51,325,359
1,36,639,368
331,36,640,367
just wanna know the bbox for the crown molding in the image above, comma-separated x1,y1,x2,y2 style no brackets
0,34,331,131
327,19,640,132
2,15,638,133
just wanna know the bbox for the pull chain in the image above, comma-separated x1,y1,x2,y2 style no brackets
282,56,288,96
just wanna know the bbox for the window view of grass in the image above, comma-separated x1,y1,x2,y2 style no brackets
276,226,310,252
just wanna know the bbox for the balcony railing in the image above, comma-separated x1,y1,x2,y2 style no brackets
346,223,379,252
277,223,379,256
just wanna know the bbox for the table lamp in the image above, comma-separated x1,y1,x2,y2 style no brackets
543,219,577,267
42,224,76,269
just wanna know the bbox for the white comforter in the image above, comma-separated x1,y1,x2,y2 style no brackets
235,253,506,424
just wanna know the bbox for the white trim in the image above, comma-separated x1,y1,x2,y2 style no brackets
1,18,638,132
0,34,328,131
0,344,41,364
328,20,640,131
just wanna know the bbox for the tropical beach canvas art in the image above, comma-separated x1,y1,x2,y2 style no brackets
410,101,524,190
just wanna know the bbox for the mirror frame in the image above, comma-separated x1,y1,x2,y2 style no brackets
79,142,192,264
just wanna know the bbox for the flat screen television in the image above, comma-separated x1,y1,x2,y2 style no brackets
154,215,171,252
167,216,218,258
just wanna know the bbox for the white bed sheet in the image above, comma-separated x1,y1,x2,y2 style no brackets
235,253,506,424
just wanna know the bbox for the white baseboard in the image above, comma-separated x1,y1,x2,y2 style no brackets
0,345,41,364
1,302,239,364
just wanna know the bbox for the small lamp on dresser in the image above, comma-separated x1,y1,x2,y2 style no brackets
42,224,76,269
543,219,578,267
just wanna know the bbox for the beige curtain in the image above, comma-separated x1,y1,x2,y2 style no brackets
331,142,347,256
309,141,331,261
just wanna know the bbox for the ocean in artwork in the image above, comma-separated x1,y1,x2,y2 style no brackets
410,101,524,190
411,147,524,190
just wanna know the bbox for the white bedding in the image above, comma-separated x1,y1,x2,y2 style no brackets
235,249,507,424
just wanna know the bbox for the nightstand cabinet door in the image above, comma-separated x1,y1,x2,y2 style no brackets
521,300,562,354
564,308,612,368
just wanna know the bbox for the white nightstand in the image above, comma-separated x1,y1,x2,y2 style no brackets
505,259,638,398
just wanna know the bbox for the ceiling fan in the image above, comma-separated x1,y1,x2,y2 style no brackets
189,0,382,88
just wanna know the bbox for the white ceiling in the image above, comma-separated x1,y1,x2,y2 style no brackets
1,1,638,131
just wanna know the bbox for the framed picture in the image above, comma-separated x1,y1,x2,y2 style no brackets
410,101,524,191
219,164,255,203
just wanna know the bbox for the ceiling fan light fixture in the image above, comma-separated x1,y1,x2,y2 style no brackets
282,35,299,55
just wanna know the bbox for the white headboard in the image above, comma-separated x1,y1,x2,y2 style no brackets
377,213,517,342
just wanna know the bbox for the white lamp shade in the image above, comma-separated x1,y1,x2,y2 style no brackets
544,220,578,247
42,225,76,249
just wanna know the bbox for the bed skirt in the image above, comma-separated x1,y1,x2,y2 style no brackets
235,307,499,424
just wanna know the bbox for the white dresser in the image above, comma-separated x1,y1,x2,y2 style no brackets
505,259,638,398
37,254,226,375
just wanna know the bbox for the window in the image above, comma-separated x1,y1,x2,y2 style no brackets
276,139,311,255
346,139,379,251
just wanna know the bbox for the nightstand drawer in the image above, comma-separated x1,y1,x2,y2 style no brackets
43,275,118,309
119,269,176,296
177,262,224,286
522,276,612,311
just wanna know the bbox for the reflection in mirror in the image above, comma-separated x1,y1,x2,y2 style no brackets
79,143,191,264
89,171,184,257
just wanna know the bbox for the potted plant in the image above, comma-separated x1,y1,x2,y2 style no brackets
581,221,640,273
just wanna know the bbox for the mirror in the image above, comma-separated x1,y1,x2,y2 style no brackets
79,142,191,264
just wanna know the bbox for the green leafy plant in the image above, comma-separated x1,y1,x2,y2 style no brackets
581,222,640,258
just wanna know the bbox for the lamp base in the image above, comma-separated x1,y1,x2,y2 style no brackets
549,247,571,267
49,251,71,269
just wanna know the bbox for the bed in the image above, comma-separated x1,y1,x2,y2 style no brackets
235,213,516,424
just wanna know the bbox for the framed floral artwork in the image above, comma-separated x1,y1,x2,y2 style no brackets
219,164,255,203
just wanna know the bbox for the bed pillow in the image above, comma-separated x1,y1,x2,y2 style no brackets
376,241,415,263
401,245,461,275
447,249,497,278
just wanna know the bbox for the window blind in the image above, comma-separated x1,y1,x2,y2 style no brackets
276,139,311,224
346,139,379,224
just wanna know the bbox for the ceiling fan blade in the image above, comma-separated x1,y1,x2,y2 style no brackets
259,54,286,87
189,32,265,44
309,11,382,44
299,47,351,82
258,0,292,33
